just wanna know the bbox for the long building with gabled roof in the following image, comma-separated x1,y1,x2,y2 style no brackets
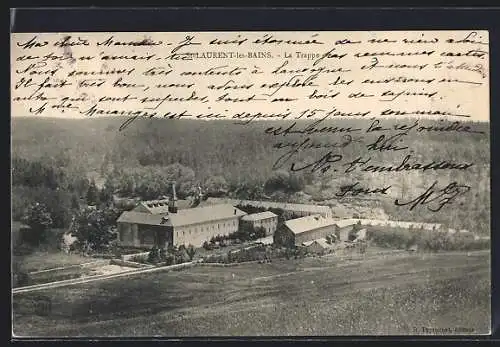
206,198,332,219
282,215,358,246
117,203,247,248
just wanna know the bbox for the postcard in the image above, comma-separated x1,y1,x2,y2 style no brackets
11,30,490,337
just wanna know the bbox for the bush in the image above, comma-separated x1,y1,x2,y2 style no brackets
71,206,120,253
367,227,490,252
163,253,175,265
147,246,160,264
159,248,167,261
255,226,266,239
366,227,414,250
21,203,53,246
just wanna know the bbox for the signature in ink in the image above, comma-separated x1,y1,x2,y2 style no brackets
272,134,358,170
394,181,471,212
336,182,392,198
290,151,343,174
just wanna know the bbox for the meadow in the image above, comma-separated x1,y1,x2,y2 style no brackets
13,250,490,336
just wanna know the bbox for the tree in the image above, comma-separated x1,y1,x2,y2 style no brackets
174,245,190,263
186,244,196,261
42,189,73,228
73,177,90,198
71,207,119,252
148,246,160,264
273,225,294,248
255,226,267,239
264,170,290,193
204,175,229,197
326,234,334,244
21,202,53,246
264,170,305,194
238,223,253,241
234,183,265,200
71,194,80,210
159,247,167,261
86,179,99,206
99,185,114,207
164,163,196,198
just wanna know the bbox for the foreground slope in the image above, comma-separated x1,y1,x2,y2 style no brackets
13,251,489,336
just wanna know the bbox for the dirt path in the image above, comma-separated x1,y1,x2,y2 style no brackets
13,261,200,294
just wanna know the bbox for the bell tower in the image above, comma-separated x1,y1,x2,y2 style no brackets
168,182,178,213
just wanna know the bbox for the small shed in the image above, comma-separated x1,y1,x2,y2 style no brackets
302,238,334,254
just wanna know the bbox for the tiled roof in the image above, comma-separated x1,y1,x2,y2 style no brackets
334,219,359,228
132,198,211,214
285,215,360,235
302,238,333,249
117,211,166,226
168,204,246,227
133,199,171,214
241,211,277,221
284,215,338,235
207,198,332,215
118,204,246,228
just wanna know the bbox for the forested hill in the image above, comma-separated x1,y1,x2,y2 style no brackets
11,116,489,181
11,116,490,233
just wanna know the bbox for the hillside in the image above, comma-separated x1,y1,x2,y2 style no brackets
13,251,490,336
11,116,490,232
11,116,490,179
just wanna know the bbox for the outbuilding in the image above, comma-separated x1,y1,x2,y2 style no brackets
240,211,278,236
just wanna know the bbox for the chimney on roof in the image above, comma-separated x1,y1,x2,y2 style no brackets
168,183,178,213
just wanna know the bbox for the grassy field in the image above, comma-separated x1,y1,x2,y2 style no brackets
13,251,96,273
12,220,93,273
12,251,490,337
